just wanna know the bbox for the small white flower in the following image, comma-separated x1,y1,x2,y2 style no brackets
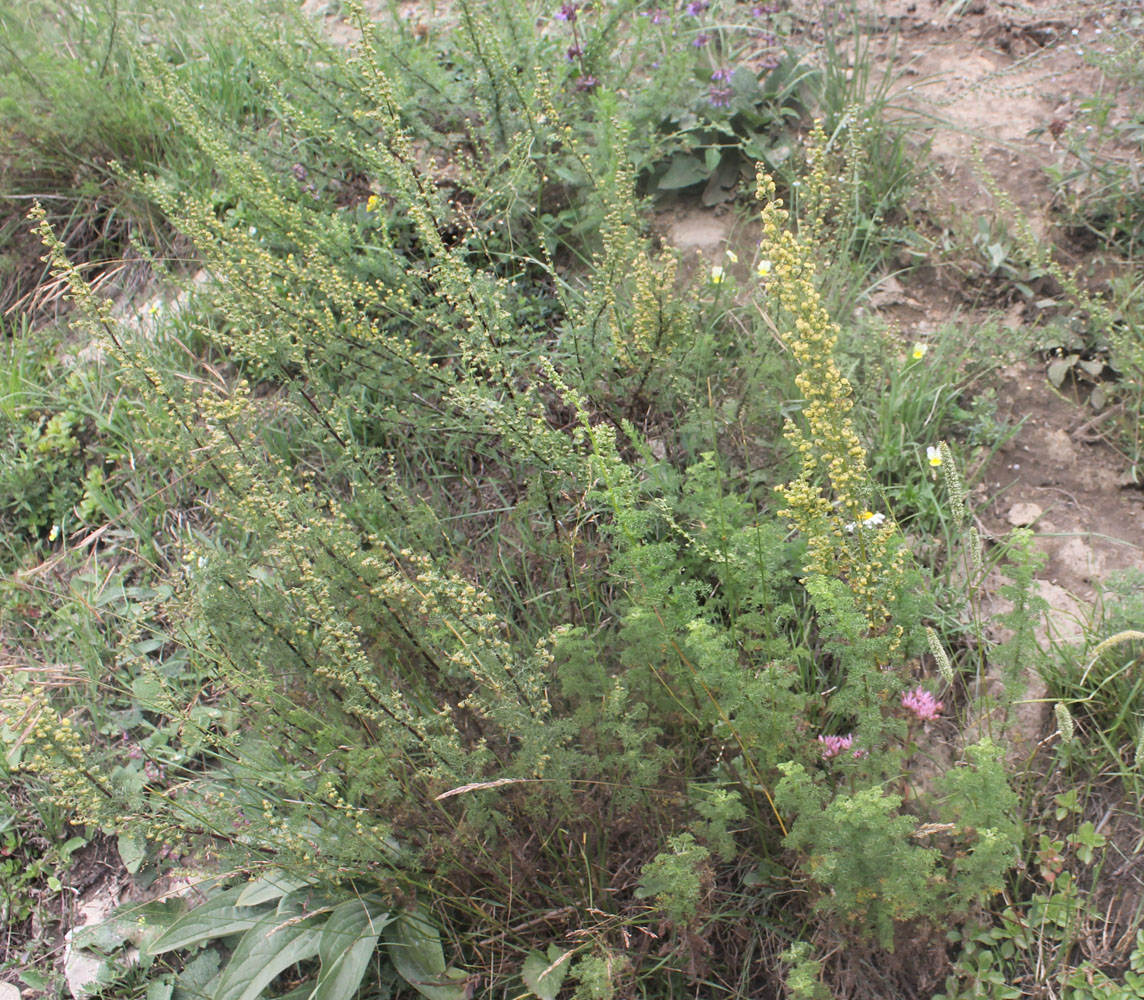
911,342,928,360
756,259,772,277
709,265,725,285
927,446,942,467
845,510,885,533
724,248,738,264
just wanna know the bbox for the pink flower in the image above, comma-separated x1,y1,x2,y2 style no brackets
901,686,943,721
817,733,854,759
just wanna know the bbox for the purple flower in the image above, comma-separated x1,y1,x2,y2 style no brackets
708,85,733,108
575,74,599,92
566,44,583,61
818,733,854,759
684,0,709,14
752,1,780,14
556,2,579,22
693,31,711,46
642,6,667,23
711,67,733,82
758,31,778,46
901,686,943,721
757,52,781,71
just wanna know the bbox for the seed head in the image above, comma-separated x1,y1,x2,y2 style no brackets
1054,703,1075,744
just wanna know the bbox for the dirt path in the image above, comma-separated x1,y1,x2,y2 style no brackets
861,0,1143,653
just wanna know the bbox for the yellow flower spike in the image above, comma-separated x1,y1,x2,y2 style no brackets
759,155,905,640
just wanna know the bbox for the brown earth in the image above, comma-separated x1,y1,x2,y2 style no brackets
862,0,1143,645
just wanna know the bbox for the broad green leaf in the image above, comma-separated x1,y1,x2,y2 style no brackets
147,887,269,956
72,915,130,953
173,948,221,1000
213,916,321,1000
1047,357,1076,388
118,832,147,875
521,946,572,1000
279,886,343,921
386,907,469,1000
236,872,311,907
657,155,707,191
317,895,391,968
61,836,88,859
702,154,739,206
308,895,392,1000
275,986,318,1000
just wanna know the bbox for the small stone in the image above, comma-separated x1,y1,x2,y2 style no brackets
0,984,22,1000
1007,502,1043,527
64,944,108,999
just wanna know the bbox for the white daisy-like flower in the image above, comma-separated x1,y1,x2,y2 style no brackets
845,510,885,533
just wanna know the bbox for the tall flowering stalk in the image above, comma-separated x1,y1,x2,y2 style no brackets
761,165,906,637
